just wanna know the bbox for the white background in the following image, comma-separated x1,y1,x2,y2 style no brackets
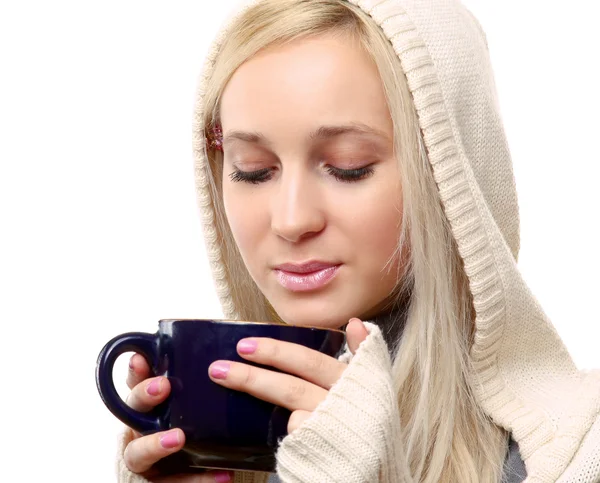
1,1,598,481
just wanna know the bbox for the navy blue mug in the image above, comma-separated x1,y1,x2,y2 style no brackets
95,319,346,473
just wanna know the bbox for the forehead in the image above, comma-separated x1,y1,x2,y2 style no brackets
219,33,392,136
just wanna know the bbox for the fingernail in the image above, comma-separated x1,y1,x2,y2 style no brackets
159,430,180,449
237,339,257,355
128,356,135,370
214,471,232,483
210,362,230,380
146,378,162,396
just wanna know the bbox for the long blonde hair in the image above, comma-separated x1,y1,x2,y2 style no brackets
199,0,510,481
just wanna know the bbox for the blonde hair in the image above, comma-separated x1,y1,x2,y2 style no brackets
200,0,510,481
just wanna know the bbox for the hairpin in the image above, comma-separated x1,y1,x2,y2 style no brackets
206,123,223,152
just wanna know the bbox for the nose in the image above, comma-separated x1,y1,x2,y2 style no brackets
270,169,326,243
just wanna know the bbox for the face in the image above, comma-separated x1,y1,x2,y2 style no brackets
219,33,405,329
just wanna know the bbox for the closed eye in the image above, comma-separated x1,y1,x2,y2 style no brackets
228,165,375,184
326,165,375,182
229,167,273,184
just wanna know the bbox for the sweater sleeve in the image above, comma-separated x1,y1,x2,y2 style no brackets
115,427,267,483
274,322,410,483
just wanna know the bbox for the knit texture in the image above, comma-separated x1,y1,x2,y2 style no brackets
274,323,409,482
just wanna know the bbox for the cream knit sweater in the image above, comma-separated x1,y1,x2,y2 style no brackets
115,0,600,481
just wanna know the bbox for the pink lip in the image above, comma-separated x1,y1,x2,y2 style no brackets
273,261,341,292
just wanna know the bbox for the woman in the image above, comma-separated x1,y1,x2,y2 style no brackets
116,0,600,482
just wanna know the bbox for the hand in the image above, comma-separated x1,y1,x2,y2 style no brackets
123,355,234,483
207,318,369,433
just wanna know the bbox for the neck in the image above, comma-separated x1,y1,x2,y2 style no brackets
368,290,411,352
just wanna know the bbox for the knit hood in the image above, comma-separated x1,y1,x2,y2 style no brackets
192,1,600,480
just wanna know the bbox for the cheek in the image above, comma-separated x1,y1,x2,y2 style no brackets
341,182,402,259
369,205,402,255
361,212,402,277
222,185,267,261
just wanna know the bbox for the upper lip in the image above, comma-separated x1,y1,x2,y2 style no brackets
273,261,340,274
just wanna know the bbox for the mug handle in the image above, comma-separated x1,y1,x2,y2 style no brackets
95,332,163,435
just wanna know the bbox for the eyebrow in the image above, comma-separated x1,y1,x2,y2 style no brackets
222,122,390,147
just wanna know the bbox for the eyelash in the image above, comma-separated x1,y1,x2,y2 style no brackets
229,168,271,184
326,165,375,183
229,165,375,184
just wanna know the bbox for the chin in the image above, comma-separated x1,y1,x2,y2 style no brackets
269,294,361,330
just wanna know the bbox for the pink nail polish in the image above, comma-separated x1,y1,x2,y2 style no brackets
214,471,232,483
238,339,257,354
210,362,230,379
146,378,161,396
159,430,180,449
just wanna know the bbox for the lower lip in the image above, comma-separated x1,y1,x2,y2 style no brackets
274,265,340,292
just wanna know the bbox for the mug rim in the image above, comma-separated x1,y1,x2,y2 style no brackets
158,318,346,334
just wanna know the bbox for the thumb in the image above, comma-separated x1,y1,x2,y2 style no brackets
346,318,369,354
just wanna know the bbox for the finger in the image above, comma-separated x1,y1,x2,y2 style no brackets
208,361,328,412
123,429,185,474
235,337,346,389
153,470,234,483
126,376,171,412
346,318,369,354
287,409,312,434
127,353,151,390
